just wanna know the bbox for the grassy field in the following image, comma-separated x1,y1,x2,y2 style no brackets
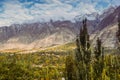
0,42,120,80
0,51,66,80
0,43,74,80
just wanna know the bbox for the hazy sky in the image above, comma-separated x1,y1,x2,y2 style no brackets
0,0,120,26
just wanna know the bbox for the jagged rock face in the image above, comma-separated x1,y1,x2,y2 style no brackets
91,24,117,48
97,6,120,30
0,18,97,50
0,21,77,50
0,6,120,50
98,6,116,21
91,6,120,48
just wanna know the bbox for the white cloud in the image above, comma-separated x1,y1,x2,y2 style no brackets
0,0,119,27
0,1,34,26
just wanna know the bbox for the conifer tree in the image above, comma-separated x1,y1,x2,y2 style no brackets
94,37,104,79
94,37,104,60
76,18,91,63
75,18,91,80
65,55,77,80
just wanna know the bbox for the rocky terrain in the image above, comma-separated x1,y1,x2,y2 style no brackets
0,6,120,50
0,21,75,50
91,6,120,48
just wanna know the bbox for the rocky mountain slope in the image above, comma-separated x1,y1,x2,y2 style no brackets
91,24,117,48
91,6,120,48
0,18,98,50
0,21,77,50
0,6,120,50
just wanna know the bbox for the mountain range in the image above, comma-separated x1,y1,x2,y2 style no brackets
0,6,120,50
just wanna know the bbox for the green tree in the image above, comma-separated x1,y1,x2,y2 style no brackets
94,37,104,79
65,55,77,80
94,37,104,60
75,18,91,80
76,18,91,63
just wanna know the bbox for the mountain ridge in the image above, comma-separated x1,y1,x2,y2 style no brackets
0,6,120,50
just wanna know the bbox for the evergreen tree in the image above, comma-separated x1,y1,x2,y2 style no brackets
94,37,104,60
65,55,77,80
94,37,104,79
65,16,120,80
75,18,91,80
76,18,91,63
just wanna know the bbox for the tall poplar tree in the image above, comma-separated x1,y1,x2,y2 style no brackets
75,18,91,80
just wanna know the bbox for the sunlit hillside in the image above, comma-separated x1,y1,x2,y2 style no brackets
0,0,120,80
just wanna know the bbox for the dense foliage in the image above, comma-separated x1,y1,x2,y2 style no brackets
0,15,120,80
0,52,66,80
65,18,120,80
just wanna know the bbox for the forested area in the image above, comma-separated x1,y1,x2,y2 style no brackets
65,18,120,80
0,15,120,80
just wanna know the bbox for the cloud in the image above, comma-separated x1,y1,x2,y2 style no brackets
0,0,119,27
0,0,34,26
